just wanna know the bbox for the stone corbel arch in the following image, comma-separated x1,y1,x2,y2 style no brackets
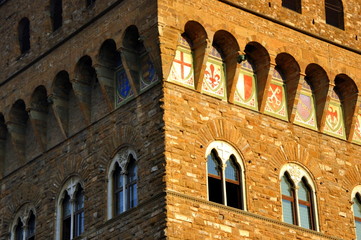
269,141,323,183
196,118,254,162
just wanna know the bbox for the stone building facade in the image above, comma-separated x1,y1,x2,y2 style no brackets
1,0,361,239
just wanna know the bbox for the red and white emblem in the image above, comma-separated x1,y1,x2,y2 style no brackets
267,83,283,111
237,73,253,101
204,63,221,89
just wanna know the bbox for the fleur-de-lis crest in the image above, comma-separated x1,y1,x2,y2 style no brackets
205,64,221,88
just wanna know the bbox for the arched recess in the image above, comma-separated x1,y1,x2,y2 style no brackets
294,64,329,130
18,17,30,54
74,55,106,123
239,41,271,111
29,86,49,151
183,21,209,91
0,114,7,178
51,70,86,138
211,30,240,102
323,74,358,140
95,39,133,108
121,25,159,96
264,53,300,121
7,100,28,162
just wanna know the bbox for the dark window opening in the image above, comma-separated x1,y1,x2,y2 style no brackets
114,163,124,215
86,0,95,7
282,0,302,13
27,212,36,240
207,150,223,204
325,0,344,29
62,194,71,240
50,0,63,31
18,18,30,54
15,219,23,240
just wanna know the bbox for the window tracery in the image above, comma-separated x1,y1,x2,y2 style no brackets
107,147,138,219
280,163,318,231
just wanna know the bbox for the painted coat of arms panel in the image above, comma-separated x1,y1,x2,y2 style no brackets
167,36,194,88
323,92,345,139
294,81,317,130
234,60,258,110
264,69,288,120
115,65,134,106
201,46,227,100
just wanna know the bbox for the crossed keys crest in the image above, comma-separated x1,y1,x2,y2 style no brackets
267,84,282,108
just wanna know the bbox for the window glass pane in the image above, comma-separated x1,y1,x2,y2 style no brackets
299,204,312,229
75,188,84,211
281,175,293,196
298,179,310,201
128,158,137,182
62,194,71,217
207,151,221,176
356,220,361,240
114,163,124,214
282,199,295,224
129,183,138,208
225,157,239,181
115,190,123,214
127,157,138,209
75,211,84,237
354,197,361,218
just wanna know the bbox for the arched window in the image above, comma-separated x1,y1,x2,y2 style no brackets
107,147,138,219
282,0,301,13
56,178,84,240
351,188,361,239
18,18,30,54
11,208,36,240
206,141,246,210
325,0,344,29
50,0,63,31
280,163,318,230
